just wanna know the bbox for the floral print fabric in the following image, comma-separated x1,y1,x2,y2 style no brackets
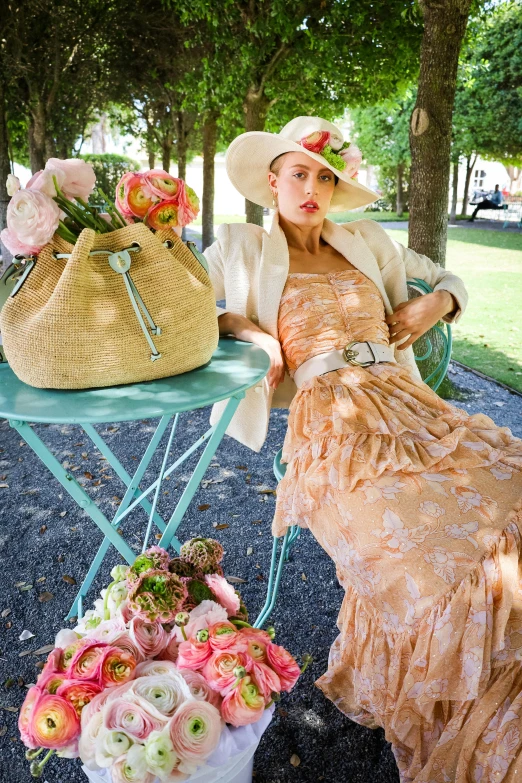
273,270,522,782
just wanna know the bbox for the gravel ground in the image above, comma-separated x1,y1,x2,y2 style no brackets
0,362,520,783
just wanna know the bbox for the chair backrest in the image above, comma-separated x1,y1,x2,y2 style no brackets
407,278,452,392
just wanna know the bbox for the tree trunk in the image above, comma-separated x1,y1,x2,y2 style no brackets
396,163,404,217
202,113,218,251
0,80,12,270
449,159,459,223
28,99,48,172
28,119,45,173
244,88,271,226
177,111,187,181
161,130,172,173
148,149,155,169
461,153,476,216
408,0,472,266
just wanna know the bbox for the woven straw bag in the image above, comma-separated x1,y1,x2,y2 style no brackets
0,222,219,389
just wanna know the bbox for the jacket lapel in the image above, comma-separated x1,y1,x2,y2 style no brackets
257,212,290,337
321,219,393,312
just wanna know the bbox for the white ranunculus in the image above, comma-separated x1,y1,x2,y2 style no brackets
128,674,192,718
111,743,151,783
103,729,134,757
54,628,79,649
329,133,344,151
144,729,178,780
6,174,20,196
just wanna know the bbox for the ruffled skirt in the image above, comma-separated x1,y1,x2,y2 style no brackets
272,362,522,782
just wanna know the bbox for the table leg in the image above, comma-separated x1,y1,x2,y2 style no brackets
158,394,243,551
69,417,173,618
9,420,136,566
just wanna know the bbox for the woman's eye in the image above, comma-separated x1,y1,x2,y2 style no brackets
293,172,305,179
320,175,332,181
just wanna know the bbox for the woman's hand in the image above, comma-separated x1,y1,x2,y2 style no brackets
218,312,286,389
386,290,457,350
252,332,286,390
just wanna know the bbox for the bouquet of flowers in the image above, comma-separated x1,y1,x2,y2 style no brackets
19,539,302,781
1,160,200,256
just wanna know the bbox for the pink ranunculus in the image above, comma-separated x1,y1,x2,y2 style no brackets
265,643,300,692
177,636,212,671
6,174,21,196
104,698,165,741
174,600,228,643
156,631,179,663
5,188,61,251
180,669,222,710
26,167,66,198
239,627,272,646
18,686,42,748
208,621,245,651
80,688,114,730
128,617,167,658
117,599,134,625
144,170,182,200
220,676,265,727
300,130,331,154
56,679,102,718
176,183,200,227
0,227,40,256
250,662,281,701
86,615,127,642
339,143,363,178
115,171,136,216
135,660,180,679
124,174,158,219
38,647,65,680
109,631,146,664
145,199,179,230
69,642,108,681
38,671,68,695
202,650,251,696
99,646,136,688
31,693,81,749
43,157,96,201
204,576,240,617
169,700,222,763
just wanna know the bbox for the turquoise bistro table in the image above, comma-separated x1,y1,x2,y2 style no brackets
0,339,269,619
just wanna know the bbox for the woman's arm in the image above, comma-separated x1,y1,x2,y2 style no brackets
218,313,285,390
386,239,468,351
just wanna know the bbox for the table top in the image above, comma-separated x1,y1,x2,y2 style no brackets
0,338,269,424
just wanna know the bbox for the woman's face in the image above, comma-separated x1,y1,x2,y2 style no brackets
268,152,336,227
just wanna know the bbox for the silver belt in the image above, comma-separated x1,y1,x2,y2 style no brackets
293,341,395,388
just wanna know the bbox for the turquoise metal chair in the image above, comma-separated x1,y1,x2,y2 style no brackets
253,279,452,628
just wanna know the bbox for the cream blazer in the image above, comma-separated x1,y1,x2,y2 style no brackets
203,214,468,453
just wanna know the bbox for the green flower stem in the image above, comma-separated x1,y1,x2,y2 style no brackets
56,221,80,245
25,747,44,761
300,654,313,674
230,620,252,629
30,749,55,778
98,188,128,228
181,626,188,641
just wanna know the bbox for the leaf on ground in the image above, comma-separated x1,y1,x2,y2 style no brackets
39,525,47,534
155,534,162,540
19,630,35,641
59,511,67,517
0,726,7,737
301,573,307,581
198,504,211,511
84,472,93,480
257,488,276,496
32,644,54,656
0,483,8,489
14,582,26,588
235,465,247,470
251,520,263,525
62,575,76,585
20,585,33,592
1,609,11,618
36,577,46,583
0,705,18,713
81,452,88,459
246,547,253,556
290,754,301,767
38,592,54,603
213,524,229,530
225,576,247,584
278,708,288,718
20,489,38,496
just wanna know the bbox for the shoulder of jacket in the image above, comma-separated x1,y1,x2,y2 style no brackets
216,221,266,256
338,218,390,238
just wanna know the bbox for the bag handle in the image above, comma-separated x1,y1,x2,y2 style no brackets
186,241,209,274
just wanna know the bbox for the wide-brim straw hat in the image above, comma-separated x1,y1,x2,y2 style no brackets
226,116,380,212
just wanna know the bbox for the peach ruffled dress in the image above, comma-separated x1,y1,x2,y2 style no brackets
273,270,522,783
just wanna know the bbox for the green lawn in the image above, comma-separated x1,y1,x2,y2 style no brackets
385,227,522,392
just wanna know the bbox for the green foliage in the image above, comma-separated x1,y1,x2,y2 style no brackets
80,153,140,205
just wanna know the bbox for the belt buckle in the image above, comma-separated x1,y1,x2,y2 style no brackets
342,341,365,366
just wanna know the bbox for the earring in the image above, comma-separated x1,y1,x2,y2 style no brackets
272,192,278,207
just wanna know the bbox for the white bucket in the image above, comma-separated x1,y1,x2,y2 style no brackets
82,707,273,783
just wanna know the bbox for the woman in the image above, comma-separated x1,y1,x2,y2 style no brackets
204,116,522,782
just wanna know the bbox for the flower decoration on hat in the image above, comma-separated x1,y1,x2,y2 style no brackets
299,131,362,179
